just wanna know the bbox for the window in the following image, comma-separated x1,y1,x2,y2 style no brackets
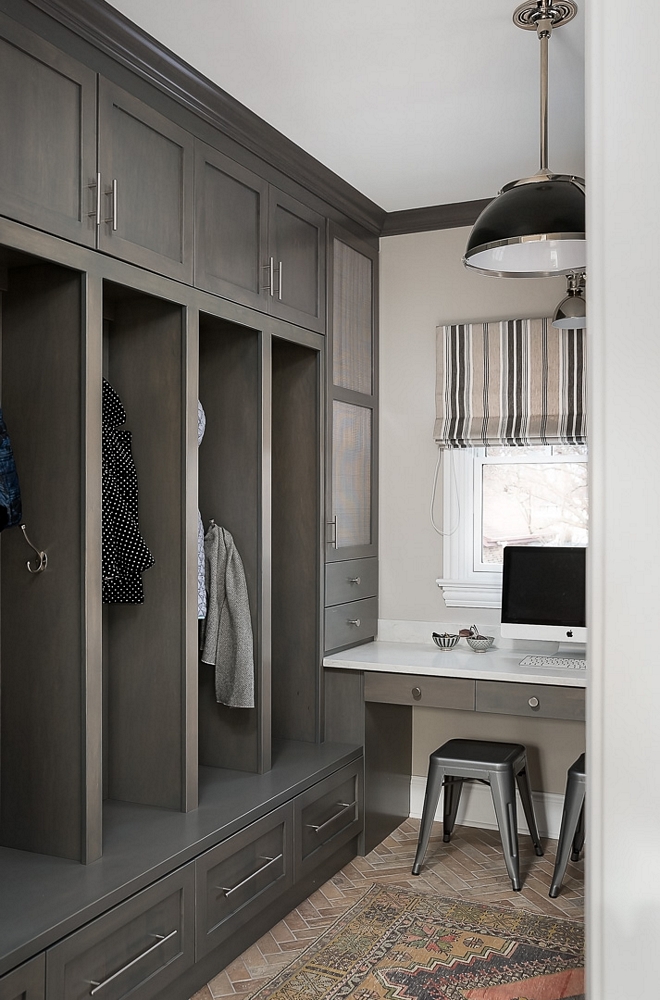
436,445,588,608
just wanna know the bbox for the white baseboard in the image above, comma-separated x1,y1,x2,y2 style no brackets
410,775,564,840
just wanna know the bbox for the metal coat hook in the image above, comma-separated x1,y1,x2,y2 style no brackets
20,524,48,574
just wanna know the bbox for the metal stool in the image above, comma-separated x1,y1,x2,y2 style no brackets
411,738,543,891
549,753,586,898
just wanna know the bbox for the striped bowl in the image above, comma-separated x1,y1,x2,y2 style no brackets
432,632,460,650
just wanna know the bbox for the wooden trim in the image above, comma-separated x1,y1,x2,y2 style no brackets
25,0,386,235
381,198,493,236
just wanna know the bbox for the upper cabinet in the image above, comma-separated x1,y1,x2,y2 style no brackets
0,14,97,247
195,141,325,332
97,80,194,283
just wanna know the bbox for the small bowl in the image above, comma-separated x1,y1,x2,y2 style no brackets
432,632,459,650
466,634,494,652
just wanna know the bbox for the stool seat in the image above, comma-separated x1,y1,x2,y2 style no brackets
412,738,543,892
549,753,586,898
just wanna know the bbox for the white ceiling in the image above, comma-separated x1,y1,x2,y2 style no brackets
106,0,585,213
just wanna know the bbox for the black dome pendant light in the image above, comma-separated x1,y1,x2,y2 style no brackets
464,0,585,278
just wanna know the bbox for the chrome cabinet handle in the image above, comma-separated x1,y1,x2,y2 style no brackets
217,853,283,898
528,696,540,709
105,179,118,230
262,257,275,296
306,800,356,835
88,929,177,995
277,260,283,300
347,619,361,627
348,577,361,585
88,172,101,226
327,515,337,547
411,686,422,700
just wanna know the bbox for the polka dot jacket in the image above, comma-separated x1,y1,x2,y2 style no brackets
102,379,155,603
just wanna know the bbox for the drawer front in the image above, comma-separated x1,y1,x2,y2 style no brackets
325,559,378,607
0,954,45,1000
325,598,377,652
476,680,586,721
46,866,194,1000
295,761,363,880
195,802,293,959
364,672,475,711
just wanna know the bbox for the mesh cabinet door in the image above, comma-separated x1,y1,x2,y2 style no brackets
330,400,373,556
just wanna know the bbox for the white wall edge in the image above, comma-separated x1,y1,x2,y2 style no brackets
410,775,565,840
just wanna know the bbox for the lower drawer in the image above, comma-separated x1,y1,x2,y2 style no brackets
46,866,194,1000
364,672,475,710
195,802,293,959
325,598,377,652
295,761,363,880
0,954,44,1000
476,680,586,721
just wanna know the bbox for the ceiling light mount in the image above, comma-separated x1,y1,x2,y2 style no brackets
464,1,585,278
513,1,578,34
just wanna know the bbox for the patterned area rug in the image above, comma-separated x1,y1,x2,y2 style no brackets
251,884,584,1000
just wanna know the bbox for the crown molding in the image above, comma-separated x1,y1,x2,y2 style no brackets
381,198,493,236
26,0,387,235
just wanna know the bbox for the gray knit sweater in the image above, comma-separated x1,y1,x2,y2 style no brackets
201,523,255,709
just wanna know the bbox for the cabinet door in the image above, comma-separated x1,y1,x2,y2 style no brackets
46,866,194,1000
0,955,44,1000
0,13,96,247
98,79,194,282
326,228,378,564
268,189,325,332
194,141,269,310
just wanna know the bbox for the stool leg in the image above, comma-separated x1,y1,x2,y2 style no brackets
515,765,544,856
443,777,464,842
571,802,585,861
490,769,521,891
412,760,444,875
549,775,585,898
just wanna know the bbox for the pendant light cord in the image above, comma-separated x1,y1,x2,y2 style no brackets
430,447,460,537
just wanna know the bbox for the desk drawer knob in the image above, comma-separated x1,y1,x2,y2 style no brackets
412,686,422,701
528,696,540,709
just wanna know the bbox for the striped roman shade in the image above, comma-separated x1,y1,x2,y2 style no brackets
434,317,587,448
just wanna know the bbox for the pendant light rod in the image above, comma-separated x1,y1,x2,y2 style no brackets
540,27,549,171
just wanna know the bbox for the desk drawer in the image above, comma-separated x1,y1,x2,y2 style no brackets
46,866,194,1000
325,559,377,607
295,761,363,880
476,681,585,721
325,598,377,651
195,802,293,959
364,672,475,711
0,954,44,1000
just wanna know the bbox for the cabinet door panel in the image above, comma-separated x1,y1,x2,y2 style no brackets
330,400,374,557
0,14,96,247
98,80,193,281
332,239,374,395
194,142,269,309
269,190,325,332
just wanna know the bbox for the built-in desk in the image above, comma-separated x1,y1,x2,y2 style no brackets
323,641,586,851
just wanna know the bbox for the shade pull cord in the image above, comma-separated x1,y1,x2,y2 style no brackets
430,447,460,537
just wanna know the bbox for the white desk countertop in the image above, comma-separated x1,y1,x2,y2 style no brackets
323,640,587,688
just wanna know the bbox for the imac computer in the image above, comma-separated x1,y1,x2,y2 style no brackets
501,545,586,666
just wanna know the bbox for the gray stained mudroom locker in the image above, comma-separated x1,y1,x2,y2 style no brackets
0,2,386,998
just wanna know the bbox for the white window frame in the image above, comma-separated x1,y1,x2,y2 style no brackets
436,445,588,608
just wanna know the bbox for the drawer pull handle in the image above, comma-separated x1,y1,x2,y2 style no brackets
348,577,361,585
307,800,356,835
528,696,540,709
412,686,422,700
88,928,177,995
218,853,283,897
348,619,361,627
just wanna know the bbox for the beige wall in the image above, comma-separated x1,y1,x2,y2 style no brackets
378,226,585,788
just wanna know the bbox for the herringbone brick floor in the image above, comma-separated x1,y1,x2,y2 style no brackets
190,818,584,999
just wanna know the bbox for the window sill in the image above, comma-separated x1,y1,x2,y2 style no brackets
435,579,502,609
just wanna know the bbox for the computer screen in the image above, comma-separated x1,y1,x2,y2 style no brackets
500,545,587,644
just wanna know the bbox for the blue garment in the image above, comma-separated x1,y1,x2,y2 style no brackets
0,408,22,532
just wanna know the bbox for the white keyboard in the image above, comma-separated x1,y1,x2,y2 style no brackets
519,655,586,670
